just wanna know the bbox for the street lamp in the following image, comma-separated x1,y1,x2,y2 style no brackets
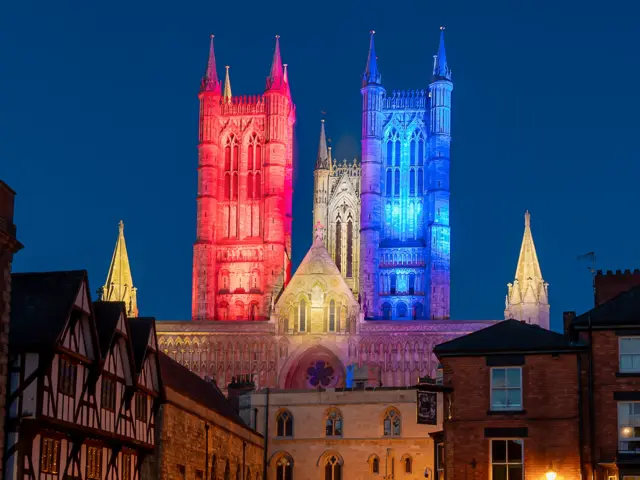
545,463,557,480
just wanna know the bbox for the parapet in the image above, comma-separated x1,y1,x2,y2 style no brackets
220,95,266,115
382,89,428,110
594,269,640,306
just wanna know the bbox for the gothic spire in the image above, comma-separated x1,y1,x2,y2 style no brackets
283,63,292,97
100,221,138,318
316,119,329,170
266,35,285,91
223,65,232,102
504,211,549,329
432,27,451,81
362,30,382,87
201,35,221,94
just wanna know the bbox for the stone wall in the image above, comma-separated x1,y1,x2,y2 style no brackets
143,388,264,480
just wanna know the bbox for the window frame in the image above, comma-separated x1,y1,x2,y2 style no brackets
134,392,148,422
276,410,293,438
489,439,524,480
40,436,61,474
325,409,343,437
490,367,523,412
58,356,78,398
86,445,103,480
383,408,402,437
618,401,640,452
619,337,640,373
101,375,117,412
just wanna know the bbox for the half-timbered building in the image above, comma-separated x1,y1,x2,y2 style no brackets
4,270,162,480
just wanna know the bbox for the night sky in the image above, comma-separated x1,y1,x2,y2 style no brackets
2,0,639,331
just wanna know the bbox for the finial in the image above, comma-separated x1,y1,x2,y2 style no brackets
525,210,531,227
370,29,375,35
119,220,124,233
223,65,232,101
275,34,280,39
440,26,445,31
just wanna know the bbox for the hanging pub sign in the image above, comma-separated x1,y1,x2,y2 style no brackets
417,390,437,425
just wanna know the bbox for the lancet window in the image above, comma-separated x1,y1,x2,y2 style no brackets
410,169,416,195
383,408,402,436
346,219,353,277
418,168,424,195
325,409,343,436
276,410,293,437
335,220,342,273
394,169,400,196
276,456,293,480
329,300,337,332
324,455,342,480
299,300,307,332
386,169,392,196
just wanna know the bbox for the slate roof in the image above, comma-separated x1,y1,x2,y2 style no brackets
434,319,581,357
572,284,640,329
158,353,255,432
10,270,87,350
93,301,126,359
128,317,155,374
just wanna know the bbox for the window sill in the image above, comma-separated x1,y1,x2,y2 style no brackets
616,372,640,378
487,409,526,415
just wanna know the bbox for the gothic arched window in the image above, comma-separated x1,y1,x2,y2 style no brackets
276,456,293,480
382,302,392,320
232,144,239,171
299,300,306,332
325,409,343,436
329,300,336,332
418,138,425,166
276,410,293,437
386,169,392,196
249,303,258,321
335,221,342,273
232,173,238,200
409,273,416,295
255,172,261,198
324,456,342,480
390,274,397,295
224,144,231,171
410,139,416,165
413,302,424,320
386,141,393,167
219,302,229,321
404,456,413,473
418,167,424,195
372,457,380,474
397,302,408,318
394,169,400,196
346,219,353,278
394,140,401,166
246,172,253,199
224,461,230,480
410,169,416,196
384,408,401,436
248,143,254,170
224,174,231,200
255,144,262,170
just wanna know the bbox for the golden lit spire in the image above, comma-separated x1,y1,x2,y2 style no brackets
100,220,138,317
223,65,232,103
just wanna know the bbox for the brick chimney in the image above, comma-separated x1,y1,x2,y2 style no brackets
594,269,640,306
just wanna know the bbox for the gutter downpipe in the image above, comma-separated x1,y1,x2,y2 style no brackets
205,423,210,480
263,388,269,480
588,316,596,480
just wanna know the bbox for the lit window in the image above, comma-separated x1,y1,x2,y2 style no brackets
58,356,77,397
122,453,132,480
619,401,640,452
383,408,401,436
490,367,522,411
299,300,306,332
436,444,445,480
276,410,293,437
404,456,412,473
490,439,523,480
87,445,103,479
276,456,293,480
329,300,337,333
620,337,640,372
325,409,343,436
324,455,342,480
40,437,60,474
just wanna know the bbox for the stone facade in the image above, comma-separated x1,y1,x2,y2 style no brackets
192,35,295,321
239,387,442,480
144,355,264,480
313,120,361,294
0,180,22,480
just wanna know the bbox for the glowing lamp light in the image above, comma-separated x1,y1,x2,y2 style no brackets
545,464,557,480
621,426,634,438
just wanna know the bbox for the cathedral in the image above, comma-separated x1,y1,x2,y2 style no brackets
99,31,552,391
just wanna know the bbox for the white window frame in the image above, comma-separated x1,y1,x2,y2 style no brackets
490,367,523,412
619,337,640,373
489,439,524,480
618,401,640,452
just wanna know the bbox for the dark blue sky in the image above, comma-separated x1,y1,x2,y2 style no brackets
2,0,638,330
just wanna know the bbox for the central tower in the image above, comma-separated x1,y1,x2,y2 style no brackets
192,35,295,321
359,29,452,320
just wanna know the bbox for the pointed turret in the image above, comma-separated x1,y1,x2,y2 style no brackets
223,65,232,103
362,30,382,87
316,119,329,170
201,35,221,94
504,211,549,329
266,35,285,91
432,27,451,81
283,63,292,97
100,221,138,318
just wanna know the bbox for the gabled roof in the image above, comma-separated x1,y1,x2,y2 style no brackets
158,353,254,432
572,284,640,329
93,301,127,358
128,317,156,374
434,319,581,357
10,270,88,350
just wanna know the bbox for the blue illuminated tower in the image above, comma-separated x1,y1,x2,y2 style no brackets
359,28,452,320
427,28,452,319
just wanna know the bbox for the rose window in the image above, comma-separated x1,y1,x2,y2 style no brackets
307,360,336,388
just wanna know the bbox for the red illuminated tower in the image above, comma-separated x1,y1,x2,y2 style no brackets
192,35,295,321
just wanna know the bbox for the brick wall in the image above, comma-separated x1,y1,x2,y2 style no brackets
594,270,640,306
143,388,264,480
442,354,582,480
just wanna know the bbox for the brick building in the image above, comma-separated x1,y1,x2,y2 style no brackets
145,353,263,480
434,319,584,480
566,273,640,480
0,181,22,480
238,386,443,480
